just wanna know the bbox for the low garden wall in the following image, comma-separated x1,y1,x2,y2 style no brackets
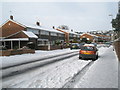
0,49,35,56
113,38,120,61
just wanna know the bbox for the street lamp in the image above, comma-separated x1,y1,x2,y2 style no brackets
109,14,114,41
109,14,113,19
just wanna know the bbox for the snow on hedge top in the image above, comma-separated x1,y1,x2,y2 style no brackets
22,31,38,38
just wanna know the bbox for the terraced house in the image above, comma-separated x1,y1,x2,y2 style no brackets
56,27,80,43
0,16,65,50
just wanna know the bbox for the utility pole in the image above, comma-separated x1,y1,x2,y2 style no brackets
109,14,114,41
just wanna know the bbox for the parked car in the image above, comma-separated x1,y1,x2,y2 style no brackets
70,43,80,50
104,42,111,47
79,42,85,49
79,44,98,61
91,42,97,47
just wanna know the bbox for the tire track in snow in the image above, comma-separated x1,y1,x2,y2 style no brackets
2,55,79,88
1,51,78,70
2,51,78,79
62,61,94,88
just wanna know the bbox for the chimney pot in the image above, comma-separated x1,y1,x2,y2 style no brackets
36,22,40,26
71,29,73,32
10,15,13,20
53,26,55,29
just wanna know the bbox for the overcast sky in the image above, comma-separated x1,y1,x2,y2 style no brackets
1,1,119,32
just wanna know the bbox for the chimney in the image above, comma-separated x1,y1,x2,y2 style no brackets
10,15,13,20
53,26,55,29
71,29,73,32
36,21,40,26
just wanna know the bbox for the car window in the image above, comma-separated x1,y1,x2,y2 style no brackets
81,46,95,51
72,44,79,46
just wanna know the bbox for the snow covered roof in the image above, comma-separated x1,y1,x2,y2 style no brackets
1,19,64,34
22,31,38,38
0,19,26,28
56,28,78,35
27,25,64,34
81,33,99,37
69,31,78,35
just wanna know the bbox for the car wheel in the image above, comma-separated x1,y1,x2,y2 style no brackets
92,55,98,61
92,59,96,61
96,55,98,59
79,56,82,59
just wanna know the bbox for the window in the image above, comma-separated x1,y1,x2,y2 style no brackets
69,34,73,37
8,23,11,26
59,34,64,37
38,39,49,46
27,28,39,34
51,32,57,36
81,46,95,51
41,30,49,35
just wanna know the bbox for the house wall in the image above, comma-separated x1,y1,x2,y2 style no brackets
6,31,28,39
114,39,120,61
0,21,25,37
27,27,64,42
58,34,65,41
56,28,69,43
80,34,94,41
29,38,38,49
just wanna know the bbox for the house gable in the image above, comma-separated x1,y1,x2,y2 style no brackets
6,31,38,39
80,33,94,41
0,20,26,38
6,31,29,39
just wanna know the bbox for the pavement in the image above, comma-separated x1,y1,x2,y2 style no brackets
75,47,118,88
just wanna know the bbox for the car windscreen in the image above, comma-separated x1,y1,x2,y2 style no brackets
72,44,79,46
81,46,95,51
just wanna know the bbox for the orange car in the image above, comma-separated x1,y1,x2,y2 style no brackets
79,44,98,61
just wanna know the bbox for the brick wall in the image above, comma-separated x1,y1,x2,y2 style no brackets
114,39,120,61
80,34,94,41
0,49,35,56
0,20,25,37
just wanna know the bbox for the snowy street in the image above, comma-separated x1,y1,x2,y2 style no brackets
1,46,118,88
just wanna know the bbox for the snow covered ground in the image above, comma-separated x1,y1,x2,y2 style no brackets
74,46,118,88
1,46,118,88
0,48,78,68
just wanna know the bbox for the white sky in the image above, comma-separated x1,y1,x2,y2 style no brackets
0,1,119,32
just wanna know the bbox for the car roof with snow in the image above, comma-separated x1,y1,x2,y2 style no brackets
83,44,95,47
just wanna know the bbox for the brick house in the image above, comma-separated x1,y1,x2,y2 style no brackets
0,19,38,49
80,33,98,42
56,28,80,43
0,19,65,50
80,33,111,43
95,34,111,42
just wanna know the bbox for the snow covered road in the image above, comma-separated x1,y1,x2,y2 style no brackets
2,54,91,88
2,51,78,79
74,46,118,88
1,46,118,88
